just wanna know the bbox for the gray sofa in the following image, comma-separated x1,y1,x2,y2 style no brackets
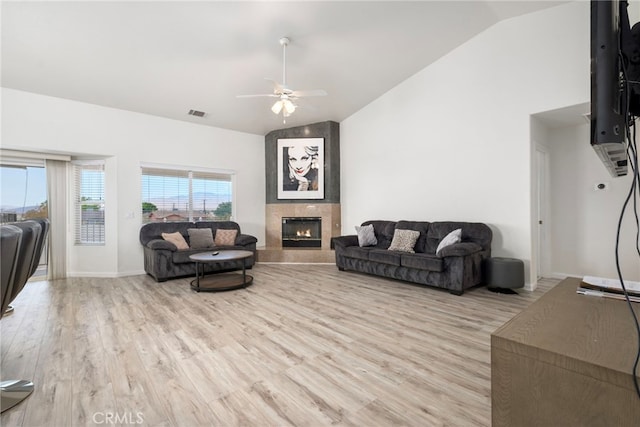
139,221,257,282
332,220,492,295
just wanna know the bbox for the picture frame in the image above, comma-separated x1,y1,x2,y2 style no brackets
277,138,324,200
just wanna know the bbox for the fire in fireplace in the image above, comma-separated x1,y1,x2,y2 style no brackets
282,217,321,248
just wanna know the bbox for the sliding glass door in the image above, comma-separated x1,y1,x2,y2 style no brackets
0,163,48,277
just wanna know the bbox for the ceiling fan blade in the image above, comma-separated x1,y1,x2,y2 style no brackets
236,94,279,98
238,79,285,99
239,38,325,120
265,78,286,94
290,89,328,97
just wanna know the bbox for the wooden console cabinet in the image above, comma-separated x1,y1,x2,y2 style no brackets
491,277,640,426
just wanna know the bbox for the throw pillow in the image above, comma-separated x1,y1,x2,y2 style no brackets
215,229,238,246
355,224,377,247
388,229,420,253
436,228,462,256
188,228,214,249
161,231,189,250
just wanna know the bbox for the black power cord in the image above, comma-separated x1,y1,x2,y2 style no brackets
617,52,640,399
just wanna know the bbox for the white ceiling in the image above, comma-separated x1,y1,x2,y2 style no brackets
2,1,566,136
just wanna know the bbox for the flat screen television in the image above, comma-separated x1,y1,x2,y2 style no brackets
591,0,640,177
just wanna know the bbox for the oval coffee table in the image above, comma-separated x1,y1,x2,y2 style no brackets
189,250,254,292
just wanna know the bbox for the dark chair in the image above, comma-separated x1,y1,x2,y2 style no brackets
6,221,41,305
0,225,22,318
0,221,40,413
5,219,49,315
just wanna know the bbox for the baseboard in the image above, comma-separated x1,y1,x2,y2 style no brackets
256,262,335,265
549,272,572,280
67,270,146,278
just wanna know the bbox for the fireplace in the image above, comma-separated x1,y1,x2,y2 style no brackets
282,217,321,248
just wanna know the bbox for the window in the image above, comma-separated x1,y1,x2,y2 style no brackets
73,161,105,245
0,162,47,223
141,165,233,223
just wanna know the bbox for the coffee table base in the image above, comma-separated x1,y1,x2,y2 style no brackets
190,272,253,292
190,250,254,293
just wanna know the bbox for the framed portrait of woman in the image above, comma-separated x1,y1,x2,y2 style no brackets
277,138,324,200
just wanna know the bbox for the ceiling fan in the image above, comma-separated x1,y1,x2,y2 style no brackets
237,37,327,121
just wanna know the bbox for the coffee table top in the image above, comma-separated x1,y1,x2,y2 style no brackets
189,250,253,263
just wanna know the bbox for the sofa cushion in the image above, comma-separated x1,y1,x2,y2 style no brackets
361,220,396,249
215,229,238,246
436,228,461,256
426,222,492,254
355,224,377,247
369,249,401,266
188,228,215,249
400,253,443,272
388,229,420,253
140,221,192,246
396,221,430,253
161,231,189,250
196,220,241,233
343,246,372,261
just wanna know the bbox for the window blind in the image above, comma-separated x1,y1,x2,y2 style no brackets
141,166,233,223
73,162,105,245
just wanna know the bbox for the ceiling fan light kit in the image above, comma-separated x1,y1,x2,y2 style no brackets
271,101,283,115
237,36,327,122
271,97,296,116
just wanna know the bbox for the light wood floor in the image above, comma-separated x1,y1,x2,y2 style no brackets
1,264,558,427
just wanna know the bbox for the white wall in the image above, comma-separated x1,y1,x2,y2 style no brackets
2,88,265,277
547,122,639,281
4,2,636,284
340,2,590,288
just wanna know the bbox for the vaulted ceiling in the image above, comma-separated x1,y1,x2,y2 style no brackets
2,1,566,135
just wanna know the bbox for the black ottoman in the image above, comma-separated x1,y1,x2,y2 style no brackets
484,257,524,294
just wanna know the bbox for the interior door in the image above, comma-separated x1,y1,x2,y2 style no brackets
536,148,549,279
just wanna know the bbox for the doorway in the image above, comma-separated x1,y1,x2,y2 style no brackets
535,147,549,279
0,163,49,278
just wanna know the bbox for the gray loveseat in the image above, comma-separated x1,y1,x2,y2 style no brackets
139,221,257,282
332,220,492,295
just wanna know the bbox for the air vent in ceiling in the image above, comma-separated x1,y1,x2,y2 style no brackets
188,109,206,117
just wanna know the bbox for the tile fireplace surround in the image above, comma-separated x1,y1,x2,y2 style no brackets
259,120,341,263
257,203,341,263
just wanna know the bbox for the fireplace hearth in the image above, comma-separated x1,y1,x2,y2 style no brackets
282,217,321,248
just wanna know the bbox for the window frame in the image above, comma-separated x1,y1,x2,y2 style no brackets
140,163,235,224
73,160,106,245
